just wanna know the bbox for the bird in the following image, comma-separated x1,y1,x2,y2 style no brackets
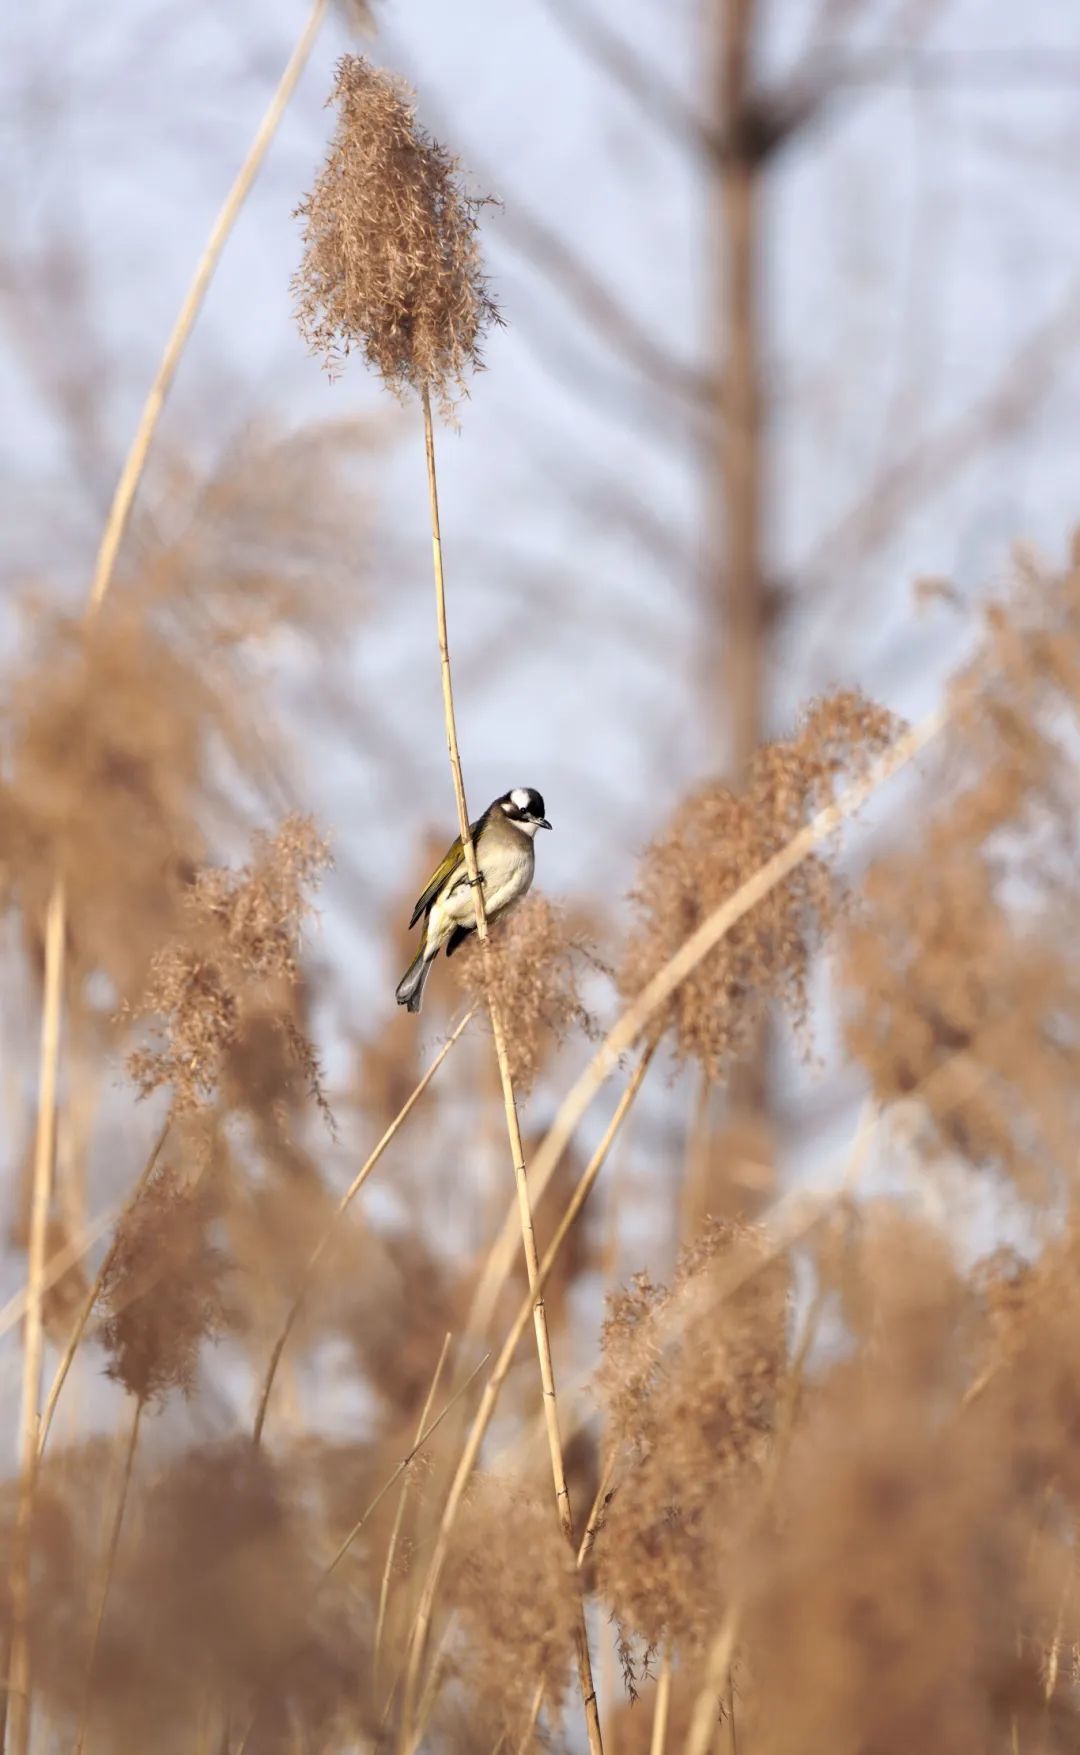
395,786,551,1014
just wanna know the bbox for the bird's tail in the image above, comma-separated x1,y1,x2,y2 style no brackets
395,946,434,1014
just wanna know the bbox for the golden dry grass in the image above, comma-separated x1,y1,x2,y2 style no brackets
7,30,1080,1755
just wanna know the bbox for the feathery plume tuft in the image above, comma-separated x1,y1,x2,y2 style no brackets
620,691,897,1080
742,1209,1070,1755
843,553,1080,1193
294,56,500,412
443,1474,579,1743
101,1158,231,1404
453,894,601,1092
0,607,212,1002
126,814,332,1117
594,1220,789,1652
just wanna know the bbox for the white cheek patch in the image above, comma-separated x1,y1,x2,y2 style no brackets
510,787,531,811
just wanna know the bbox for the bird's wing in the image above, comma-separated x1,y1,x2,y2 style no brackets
408,823,477,929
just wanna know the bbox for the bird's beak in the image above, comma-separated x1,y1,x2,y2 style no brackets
537,817,552,830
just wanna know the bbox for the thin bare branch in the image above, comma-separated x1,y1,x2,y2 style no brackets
796,279,1080,604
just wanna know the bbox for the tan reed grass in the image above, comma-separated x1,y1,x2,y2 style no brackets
374,1333,453,1682
401,1045,656,1743
417,349,604,1755
294,56,608,1744
649,1646,674,1755
252,1006,476,1446
38,1118,170,1458
683,1274,833,1755
88,0,331,617
400,891,917,1739
519,707,945,1264
7,15,331,1742
74,1397,143,1755
515,1445,624,1752
11,12,1076,1751
6,883,65,1755
235,1346,489,1755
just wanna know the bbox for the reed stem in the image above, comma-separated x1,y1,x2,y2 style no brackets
74,1398,143,1755
401,1047,655,1750
6,882,66,1755
373,1335,453,1682
649,1647,674,1755
87,0,328,615
38,1117,170,1459
252,1008,475,1447
417,383,603,1754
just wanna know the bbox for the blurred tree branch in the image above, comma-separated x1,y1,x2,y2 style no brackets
793,276,1080,608
539,0,1080,177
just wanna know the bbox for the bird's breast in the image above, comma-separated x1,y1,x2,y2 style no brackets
477,834,534,918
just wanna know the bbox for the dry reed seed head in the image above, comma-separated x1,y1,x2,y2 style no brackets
353,1007,421,1131
294,56,500,412
236,1149,463,1410
619,691,898,1081
946,546,1080,834
335,1226,463,1417
0,606,213,1002
843,560,1080,1194
442,1474,579,1741
744,1398,1058,1753
594,1220,790,1649
230,1156,458,1418
818,1207,979,1404
452,893,602,1093
740,1216,1080,1755
101,1161,233,1404
0,424,369,1016
126,814,332,1117
842,851,1080,1193
225,1166,340,1358
150,418,375,648
973,1221,1080,1507
83,1442,369,1751
1,1452,112,1721
683,1108,778,1232
221,970,328,1127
